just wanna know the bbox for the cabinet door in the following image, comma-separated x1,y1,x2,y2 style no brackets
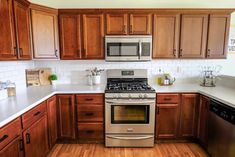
197,95,210,148
153,14,180,58
83,14,104,59
180,14,208,58
207,14,230,58
106,14,128,35
14,0,31,60
179,94,199,139
156,104,179,139
47,96,58,148
57,95,76,139
129,13,152,35
31,10,59,59
0,136,24,157
59,15,81,59
0,0,17,60
23,115,49,157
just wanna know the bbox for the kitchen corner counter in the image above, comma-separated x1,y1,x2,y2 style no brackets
0,83,235,128
0,84,106,128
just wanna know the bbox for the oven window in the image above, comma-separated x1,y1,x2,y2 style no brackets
111,105,149,124
107,43,139,56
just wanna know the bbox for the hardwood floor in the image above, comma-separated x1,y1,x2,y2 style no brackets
47,143,208,157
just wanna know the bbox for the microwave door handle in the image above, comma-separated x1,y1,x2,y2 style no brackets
138,40,142,59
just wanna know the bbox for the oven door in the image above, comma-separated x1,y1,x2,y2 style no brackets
105,99,155,134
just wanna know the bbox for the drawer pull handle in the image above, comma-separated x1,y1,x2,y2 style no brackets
34,111,41,116
85,112,94,116
85,98,93,101
86,130,94,134
164,98,172,101
0,135,8,143
26,133,30,144
19,139,24,151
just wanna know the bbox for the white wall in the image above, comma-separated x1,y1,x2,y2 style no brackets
30,0,235,8
0,61,34,87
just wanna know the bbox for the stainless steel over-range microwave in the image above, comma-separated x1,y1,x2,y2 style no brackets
105,36,152,62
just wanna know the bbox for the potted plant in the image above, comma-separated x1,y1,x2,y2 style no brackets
49,74,58,86
87,67,104,85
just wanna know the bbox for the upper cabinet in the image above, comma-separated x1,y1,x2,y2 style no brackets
31,5,59,59
14,0,31,60
0,0,31,61
0,0,17,60
106,14,128,35
153,14,180,59
59,13,104,60
60,15,82,59
83,14,104,59
207,14,230,59
179,14,208,59
106,13,152,35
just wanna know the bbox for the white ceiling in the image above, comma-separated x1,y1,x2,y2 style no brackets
30,0,235,9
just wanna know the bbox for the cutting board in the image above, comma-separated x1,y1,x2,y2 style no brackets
26,68,52,86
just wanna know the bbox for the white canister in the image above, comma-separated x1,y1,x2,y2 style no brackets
92,75,101,85
51,80,57,86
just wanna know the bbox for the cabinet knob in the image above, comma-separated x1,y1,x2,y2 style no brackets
179,49,183,57
26,133,30,144
55,49,58,58
207,49,211,57
173,49,176,57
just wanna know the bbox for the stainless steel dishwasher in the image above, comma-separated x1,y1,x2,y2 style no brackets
208,99,235,157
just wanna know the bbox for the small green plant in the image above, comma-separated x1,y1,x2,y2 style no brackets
49,74,58,81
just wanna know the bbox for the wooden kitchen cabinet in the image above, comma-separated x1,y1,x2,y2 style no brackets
47,96,58,148
156,104,180,139
179,94,199,139
0,0,17,60
57,95,76,140
197,95,210,148
0,135,24,157
14,0,31,60
206,14,230,58
31,6,59,59
106,14,128,35
0,0,31,60
179,14,208,58
83,14,104,59
59,15,82,59
23,115,49,157
129,13,152,35
106,13,151,35
153,14,180,59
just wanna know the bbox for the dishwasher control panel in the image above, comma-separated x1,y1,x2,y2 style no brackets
210,100,235,125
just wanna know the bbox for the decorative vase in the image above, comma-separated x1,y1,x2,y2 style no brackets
92,75,101,85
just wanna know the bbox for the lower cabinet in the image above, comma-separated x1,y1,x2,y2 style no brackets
47,96,58,148
0,135,24,157
156,104,179,139
179,94,199,139
57,95,76,140
197,95,210,148
156,93,199,140
23,115,49,157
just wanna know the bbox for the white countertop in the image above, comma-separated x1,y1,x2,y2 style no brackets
0,83,234,128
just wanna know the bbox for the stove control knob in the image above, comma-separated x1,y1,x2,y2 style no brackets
139,94,143,98
128,94,132,98
113,94,118,98
144,94,148,98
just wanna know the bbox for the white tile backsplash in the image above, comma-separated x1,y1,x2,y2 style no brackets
0,61,35,87
34,59,227,85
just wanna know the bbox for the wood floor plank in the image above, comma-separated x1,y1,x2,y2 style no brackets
47,143,209,157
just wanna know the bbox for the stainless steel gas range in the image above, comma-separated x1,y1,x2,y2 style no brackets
105,69,156,147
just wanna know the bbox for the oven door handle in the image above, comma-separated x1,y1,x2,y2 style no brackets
105,100,155,105
106,135,153,140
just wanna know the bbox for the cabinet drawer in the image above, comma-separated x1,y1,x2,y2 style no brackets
22,101,47,129
77,105,103,122
0,118,21,150
76,94,104,104
78,123,104,140
157,94,179,104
